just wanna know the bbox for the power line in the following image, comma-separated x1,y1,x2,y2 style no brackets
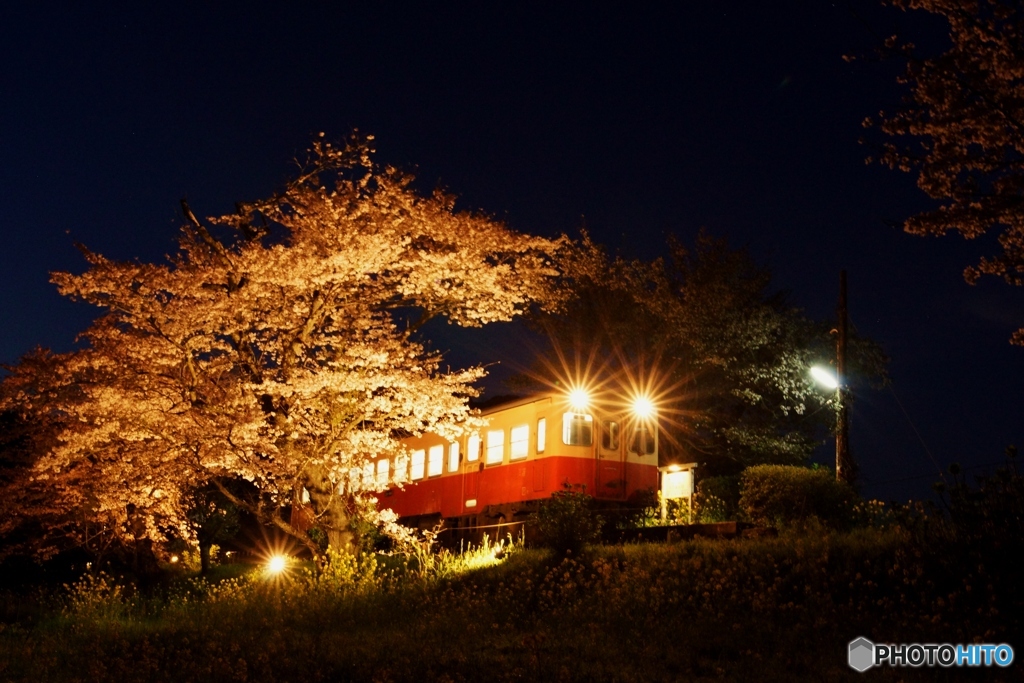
887,383,946,482
861,458,1011,486
847,311,946,483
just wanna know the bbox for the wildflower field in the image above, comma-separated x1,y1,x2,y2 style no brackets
0,525,1017,682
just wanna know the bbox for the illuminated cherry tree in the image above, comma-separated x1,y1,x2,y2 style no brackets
1,135,562,558
866,0,1024,344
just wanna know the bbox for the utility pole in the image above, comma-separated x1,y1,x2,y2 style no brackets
835,270,854,484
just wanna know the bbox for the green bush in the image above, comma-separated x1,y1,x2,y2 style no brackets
533,484,603,555
693,475,740,523
692,490,729,523
739,465,856,530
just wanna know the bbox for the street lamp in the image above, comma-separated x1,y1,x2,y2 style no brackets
835,270,852,484
810,365,838,390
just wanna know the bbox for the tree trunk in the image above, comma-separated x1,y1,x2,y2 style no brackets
126,503,163,583
326,525,356,554
199,539,212,575
303,464,359,556
209,477,323,561
133,538,163,584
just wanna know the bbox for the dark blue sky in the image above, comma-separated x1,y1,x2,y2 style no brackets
2,1,1022,502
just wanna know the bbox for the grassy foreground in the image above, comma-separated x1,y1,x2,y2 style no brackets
0,528,1017,682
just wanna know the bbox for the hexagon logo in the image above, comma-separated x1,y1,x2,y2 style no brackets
848,637,875,672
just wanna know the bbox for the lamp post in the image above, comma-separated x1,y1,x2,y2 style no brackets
810,271,854,484
835,270,853,484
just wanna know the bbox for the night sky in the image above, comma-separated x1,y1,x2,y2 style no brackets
2,2,1022,503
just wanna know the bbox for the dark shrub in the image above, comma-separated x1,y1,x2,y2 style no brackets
610,488,659,529
739,465,856,530
533,484,603,555
937,447,1024,544
891,448,1024,639
693,475,740,522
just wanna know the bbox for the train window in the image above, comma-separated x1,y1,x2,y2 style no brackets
348,467,361,492
486,429,504,465
467,433,481,462
602,421,620,450
448,442,460,472
428,444,444,477
562,412,593,446
394,453,409,483
376,458,389,487
510,424,529,460
362,461,375,488
537,417,546,453
411,448,426,480
629,426,656,455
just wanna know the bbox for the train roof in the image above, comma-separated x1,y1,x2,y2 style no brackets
470,393,556,415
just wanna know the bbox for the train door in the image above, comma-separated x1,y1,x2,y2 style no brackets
462,433,481,512
596,418,626,499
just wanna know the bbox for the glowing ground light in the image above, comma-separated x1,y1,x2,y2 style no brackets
568,387,590,412
632,396,655,419
267,555,287,574
810,365,839,389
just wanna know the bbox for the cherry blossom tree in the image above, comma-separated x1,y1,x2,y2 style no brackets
866,0,1024,344
1,135,563,560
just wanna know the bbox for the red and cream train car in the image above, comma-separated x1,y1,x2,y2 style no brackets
376,391,659,537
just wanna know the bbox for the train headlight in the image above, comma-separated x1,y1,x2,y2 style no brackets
632,396,655,420
568,388,590,412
